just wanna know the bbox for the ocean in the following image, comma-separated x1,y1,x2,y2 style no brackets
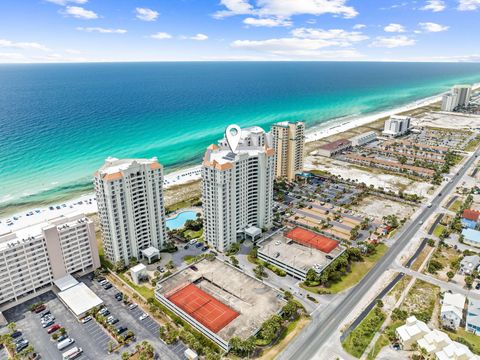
2,61,480,216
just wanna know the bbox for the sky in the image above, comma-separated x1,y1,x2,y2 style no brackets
0,0,479,63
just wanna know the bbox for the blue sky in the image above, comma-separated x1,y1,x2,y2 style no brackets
0,0,479,62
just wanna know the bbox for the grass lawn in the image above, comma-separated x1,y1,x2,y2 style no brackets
165,196,200,213
433,224,446,238
465,135,480,152
449,199,463,212
183,229,203,239
447,328,480,355
342,307,386,358
328,243,388,294
365,333,389,360
117,272,154,300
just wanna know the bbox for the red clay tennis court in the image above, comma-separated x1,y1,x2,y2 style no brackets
166,283,239,333
285,227,338,253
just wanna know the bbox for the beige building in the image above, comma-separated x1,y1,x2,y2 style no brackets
271,121,305,180
0,213,100,310
202,126,275,252
94,157,167,265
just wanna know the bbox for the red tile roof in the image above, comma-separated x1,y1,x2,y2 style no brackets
463,209,480,221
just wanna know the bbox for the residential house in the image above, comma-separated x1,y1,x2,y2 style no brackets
459,255,480,275
462,209,480,230
440,293,465,330
466,298,480,334
462,228,480,248
396,316,431,350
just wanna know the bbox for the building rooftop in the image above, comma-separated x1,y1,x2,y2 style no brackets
54,274,80,292
320,138,351,151
57,282,103,317
396,316,430,342
156,258,284,341
96,157,161,178
467,298,480,329
463,228,480,244
258,230,345,274
463,209,480,222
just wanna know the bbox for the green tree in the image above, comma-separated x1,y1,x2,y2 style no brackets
230,255,239,267
447,271,455,281
465,275,474,288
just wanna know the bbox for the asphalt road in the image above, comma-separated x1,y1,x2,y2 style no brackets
282,149,479,360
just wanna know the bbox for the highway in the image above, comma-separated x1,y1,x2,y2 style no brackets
281,149,479,360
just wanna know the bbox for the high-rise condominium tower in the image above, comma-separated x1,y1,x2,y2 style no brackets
94,157,167,265
202,126,275,252
271,121,305,181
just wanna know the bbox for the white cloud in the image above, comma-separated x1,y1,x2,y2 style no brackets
353,24,366,29
0,52,26,61
420,0,446,12
214,0,358,20
77,27,127,34
135,7,159,21
243,17,292,27
0,39,51,51
370,35,416,48
65,49,81,54
458,0,480,10
150,32,172,40
189,33,209,41
63,6,98,19
45,0,87,5
384,23,406,33
291,28,369,45
418,22,449,32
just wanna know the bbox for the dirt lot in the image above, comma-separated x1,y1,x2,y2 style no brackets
304,156,433,197
353,195,417,221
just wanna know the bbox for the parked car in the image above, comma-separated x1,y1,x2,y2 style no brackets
202,246,208,251
33,304,46,313
40,310,51,318
195,242,203,248
10,331,22,339
99,279,108,286
325,255,333,260
108,317,119,325
115,326,127,334
476,283,480,290
103,283,113,290
81,316,92,324
47,324,61,334
96,276,106,283
139,313,149,321
189,239,197,245
42,319,55,328
114,292,123,301
183,244,189,250
57,334,68,342
15,339,29,353
128,303,138,310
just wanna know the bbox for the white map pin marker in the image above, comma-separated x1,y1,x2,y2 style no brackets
225,124,241,153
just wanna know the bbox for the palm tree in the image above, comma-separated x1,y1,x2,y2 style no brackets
6,322,16,333
121,351,130,360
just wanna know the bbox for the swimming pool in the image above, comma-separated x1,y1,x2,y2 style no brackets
166,210,199,230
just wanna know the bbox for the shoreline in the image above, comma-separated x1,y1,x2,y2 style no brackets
1,84,479,231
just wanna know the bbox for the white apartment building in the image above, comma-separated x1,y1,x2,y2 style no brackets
441,292,465,330
94,157,167,265
350,131,377,147
0,213,100,310
202,126,275,252
271,121,305,181
442,84,472,111
382,115,411,137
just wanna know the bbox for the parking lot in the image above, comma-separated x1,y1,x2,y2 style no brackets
0,347,8,360
3,291,116,360
83,276,186,360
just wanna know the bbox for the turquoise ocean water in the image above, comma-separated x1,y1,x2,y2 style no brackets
2,61,480,215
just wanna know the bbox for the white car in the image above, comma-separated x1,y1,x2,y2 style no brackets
128,303,138,310
81,316,92,324
139,313,149,321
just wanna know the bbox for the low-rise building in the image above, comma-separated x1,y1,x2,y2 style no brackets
315,139,352,157
350,131,377,147
440,293,465,330
397,316,477,359
0,213,100,310
462,228,480,248
257,227,345,281
382,115,411,137
396,316,430,350
130,263,147,285
460,255,480,275
462,209,480,230
466,298,480,334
